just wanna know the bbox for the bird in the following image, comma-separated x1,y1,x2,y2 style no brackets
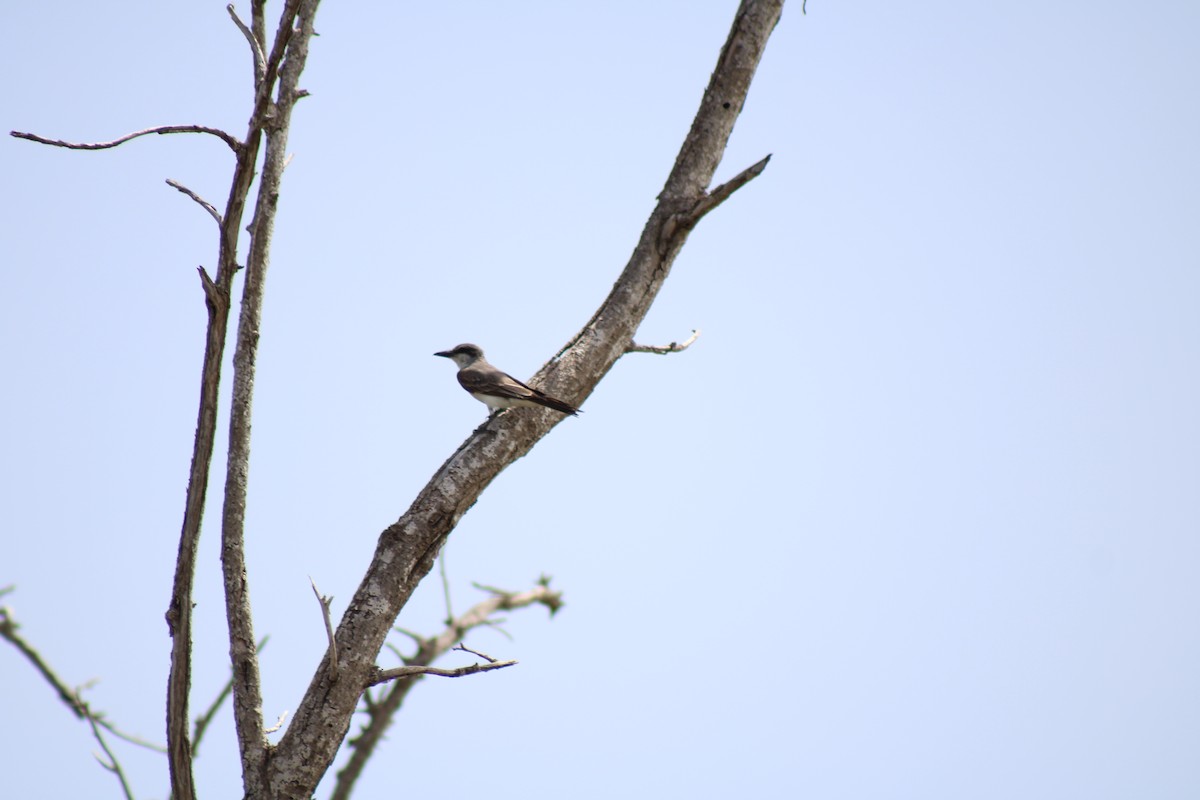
434,343,580,416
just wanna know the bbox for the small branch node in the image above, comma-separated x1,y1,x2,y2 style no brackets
81,690,136,800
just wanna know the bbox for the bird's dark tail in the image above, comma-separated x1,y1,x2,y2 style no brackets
531,390,580,416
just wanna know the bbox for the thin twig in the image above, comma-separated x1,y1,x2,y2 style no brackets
390,627,424,649
310,578,338,681
192,672,234,760
83,697,136,800
227,4,267,84
0,604,86,716
627,329,701,355
10,125,241,154
166,179,222,226
439,550,454,625
93,719,166,754
331,580,562,800
453,643,498,663
476,618,515,641
470,580,565,618
2,598,167,753
369,659,517,686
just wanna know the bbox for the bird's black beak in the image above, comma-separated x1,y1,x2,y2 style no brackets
434,350,452,358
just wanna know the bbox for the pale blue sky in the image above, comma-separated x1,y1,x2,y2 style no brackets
3,2,1198,798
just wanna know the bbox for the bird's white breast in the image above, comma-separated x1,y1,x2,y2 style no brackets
471,392,537,410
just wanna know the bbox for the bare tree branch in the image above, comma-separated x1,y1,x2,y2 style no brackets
330,580,561,800
251,0,267,52
228,3,267,84
0,599,165,754
370,657,516,685
439,550,454,625
13,2,778,796
165,179,222,226
10,125,242,154
687,153,772,224
310,578,338,681
627,329,701,355
270,4,782,796
166,2,308,797
453,643,499,662
84,700,136,800
192,635,269,759
0,601,87,717
219,4,319,797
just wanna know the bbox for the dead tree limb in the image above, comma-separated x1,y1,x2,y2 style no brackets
218,2,321,798
0,598,165,761
369,658,516,684
164,1,311,795
311,579,338,681
329,581,562,800
11,3,317,797
6,1,320,798
267,4,783,796
9,125,242,154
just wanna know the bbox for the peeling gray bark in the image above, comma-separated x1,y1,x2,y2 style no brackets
221,2,323,798
264,1,785,797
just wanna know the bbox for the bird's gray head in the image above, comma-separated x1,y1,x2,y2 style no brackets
434,343,485,369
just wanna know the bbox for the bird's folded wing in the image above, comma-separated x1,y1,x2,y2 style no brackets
457,369,537,400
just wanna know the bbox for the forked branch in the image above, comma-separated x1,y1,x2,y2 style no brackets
329,580,561,800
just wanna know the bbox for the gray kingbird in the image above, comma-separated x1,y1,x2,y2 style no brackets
434,343,580,416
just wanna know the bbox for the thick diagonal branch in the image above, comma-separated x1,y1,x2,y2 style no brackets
267,2,782,797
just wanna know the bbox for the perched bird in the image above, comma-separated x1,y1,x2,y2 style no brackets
434,343,580,416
